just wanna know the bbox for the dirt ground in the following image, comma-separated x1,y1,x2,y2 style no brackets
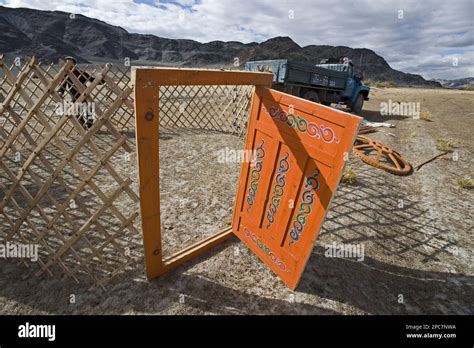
0,87,472,315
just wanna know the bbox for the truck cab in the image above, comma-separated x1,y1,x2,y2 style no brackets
315,59,370,114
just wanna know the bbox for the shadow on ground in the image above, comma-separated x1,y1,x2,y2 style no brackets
360,109,412,122
0,163,472,315
299,247,473,314
297,164,473,314
0,239,338,315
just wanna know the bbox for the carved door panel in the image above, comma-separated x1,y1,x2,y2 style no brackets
232,87,361,289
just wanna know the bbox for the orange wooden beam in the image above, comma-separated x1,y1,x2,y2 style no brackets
132,67,273,87
134,84,162,279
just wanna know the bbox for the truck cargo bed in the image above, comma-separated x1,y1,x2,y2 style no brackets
245,59,348,90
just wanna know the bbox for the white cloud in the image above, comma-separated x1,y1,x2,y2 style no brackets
1,0,472,79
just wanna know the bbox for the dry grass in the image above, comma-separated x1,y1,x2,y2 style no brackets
374,81,399,88
455,177,473,190
436,138,460,152
341,166,357,185
419,111,433,121
363,79,400,88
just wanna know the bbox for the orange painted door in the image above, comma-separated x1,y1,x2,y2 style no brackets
232,87,362,289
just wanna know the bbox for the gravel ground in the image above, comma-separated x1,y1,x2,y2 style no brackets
0,87,472,315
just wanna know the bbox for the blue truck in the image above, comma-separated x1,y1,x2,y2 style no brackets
244,58,370,114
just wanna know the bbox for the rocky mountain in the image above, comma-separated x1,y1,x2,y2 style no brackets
432,77,474,89
0,5,441,87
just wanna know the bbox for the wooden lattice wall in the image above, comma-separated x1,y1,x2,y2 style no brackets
0,56,140,288
0,56,254,287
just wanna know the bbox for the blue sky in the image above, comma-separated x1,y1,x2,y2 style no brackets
1,0,472,79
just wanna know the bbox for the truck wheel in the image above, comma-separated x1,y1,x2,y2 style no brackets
302,91,320,103
351,93,365,115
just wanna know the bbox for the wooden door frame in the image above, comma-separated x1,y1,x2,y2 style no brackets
132,67,273,280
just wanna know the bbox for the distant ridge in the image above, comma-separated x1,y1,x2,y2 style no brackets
432,77,474,89
0,5,441,87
